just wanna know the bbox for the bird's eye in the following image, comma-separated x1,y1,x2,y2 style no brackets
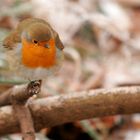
33,40,38,44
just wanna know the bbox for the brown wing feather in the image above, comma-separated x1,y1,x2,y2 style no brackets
3,30,20,49
53,31,64,50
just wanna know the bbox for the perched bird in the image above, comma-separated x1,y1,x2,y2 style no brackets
0,18,64,82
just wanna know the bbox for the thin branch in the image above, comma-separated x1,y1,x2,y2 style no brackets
0,80,42,106
12,104,36,140
11,80,42,140
0,86,140,136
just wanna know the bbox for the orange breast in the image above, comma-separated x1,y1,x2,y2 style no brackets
21,38,56,68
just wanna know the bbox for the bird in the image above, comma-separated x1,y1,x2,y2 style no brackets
0,18,64,82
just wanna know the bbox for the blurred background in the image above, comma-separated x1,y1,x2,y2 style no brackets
1,0,140,139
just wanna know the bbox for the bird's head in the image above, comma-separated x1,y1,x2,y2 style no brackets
21,22,57,68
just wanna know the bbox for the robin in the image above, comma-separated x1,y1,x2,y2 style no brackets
1,18,64,82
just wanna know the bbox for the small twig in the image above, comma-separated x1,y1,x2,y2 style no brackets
11,80,42,140
11,80,42,104
0,80,42,106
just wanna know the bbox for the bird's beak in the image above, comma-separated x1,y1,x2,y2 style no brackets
44,44,50,49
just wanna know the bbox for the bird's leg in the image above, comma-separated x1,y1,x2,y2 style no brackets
26,80,42,105
27,80,42,95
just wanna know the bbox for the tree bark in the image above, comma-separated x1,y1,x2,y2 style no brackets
0,86,140,136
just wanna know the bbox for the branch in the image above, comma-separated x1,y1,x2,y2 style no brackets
11,80,42,140
0,80,42,106
0,86,140,136
12,104,36,140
